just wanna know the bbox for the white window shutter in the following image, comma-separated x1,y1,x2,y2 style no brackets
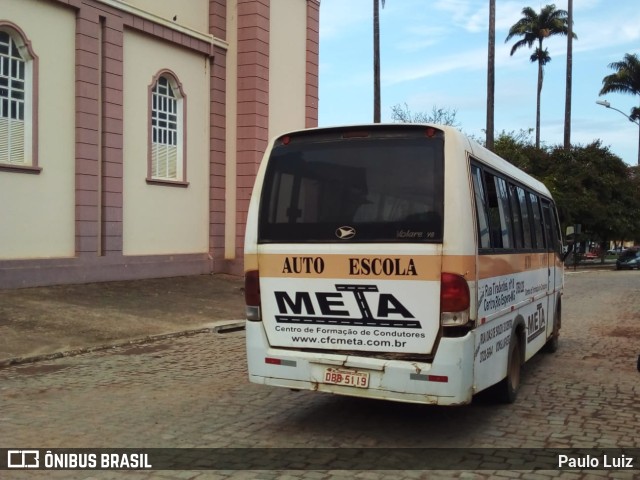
0,117,24,164
10,119,24,163
0,117,8,162
167,144,177,178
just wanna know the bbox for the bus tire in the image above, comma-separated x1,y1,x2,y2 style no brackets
495,333,522,404
543,303,561,354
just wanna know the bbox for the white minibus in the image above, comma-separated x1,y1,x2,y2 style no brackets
244,124,564,405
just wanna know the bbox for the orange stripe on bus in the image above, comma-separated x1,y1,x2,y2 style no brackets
245,254,258,272
441,255,476,278
248,252,557,280
257,254,443,281
478,252,549,279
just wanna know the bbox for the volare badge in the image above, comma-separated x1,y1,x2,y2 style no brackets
335,226,356,239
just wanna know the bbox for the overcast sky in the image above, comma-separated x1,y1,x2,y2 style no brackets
318,0,640,165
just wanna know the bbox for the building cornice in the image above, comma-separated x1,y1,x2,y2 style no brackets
95,0,228,50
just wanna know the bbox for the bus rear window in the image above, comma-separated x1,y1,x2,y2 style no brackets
258,130,444,243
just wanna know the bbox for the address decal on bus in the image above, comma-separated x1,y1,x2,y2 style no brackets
478,272,549,317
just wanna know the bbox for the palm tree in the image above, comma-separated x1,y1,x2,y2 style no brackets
373,0,385,123
486,0,496,150
600,53,640,165
564,0,573,150
506,4,575,149
599,53,640,109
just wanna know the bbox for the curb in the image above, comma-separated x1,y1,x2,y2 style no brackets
0,320,245,369
565,265,616,273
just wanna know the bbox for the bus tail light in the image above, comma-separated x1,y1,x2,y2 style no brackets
245,270,262,321
440,272,470,326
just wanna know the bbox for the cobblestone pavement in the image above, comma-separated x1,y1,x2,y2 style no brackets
1,270,639,480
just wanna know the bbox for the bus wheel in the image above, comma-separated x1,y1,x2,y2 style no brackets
543,306,560,353
495,334,522,404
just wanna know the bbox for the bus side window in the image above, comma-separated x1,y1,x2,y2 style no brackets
484,171,514,249
541,199,562,257
529,193,546,250
484,172,501,248
471,165,491,249
494,176,514,249
508,183,524,249
516,186,533,249
552,204,563,255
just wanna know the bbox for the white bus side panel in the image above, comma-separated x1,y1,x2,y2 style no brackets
474,267,551,392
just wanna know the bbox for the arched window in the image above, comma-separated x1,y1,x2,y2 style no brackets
148,71,186,184
0,23,36,169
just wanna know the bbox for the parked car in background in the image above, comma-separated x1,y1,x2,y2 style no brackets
616,247,640,270
583,251,599,260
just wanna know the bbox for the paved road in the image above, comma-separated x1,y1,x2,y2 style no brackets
1,270,639,479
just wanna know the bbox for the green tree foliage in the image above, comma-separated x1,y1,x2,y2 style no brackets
599,53,640,166
493,129,536,171
390,103,460,127
599,53,640,105
493,132,640,244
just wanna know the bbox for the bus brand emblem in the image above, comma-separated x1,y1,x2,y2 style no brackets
336,226,356,239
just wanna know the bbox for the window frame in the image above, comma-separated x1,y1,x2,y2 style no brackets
529,192,546,250
508,182,524,249
470,160,554,254
258,131,445,244
146,69,187,187
493,175,515,249
471,164,491,249
541,198,563,258
515,185,534,249
0,22,39,174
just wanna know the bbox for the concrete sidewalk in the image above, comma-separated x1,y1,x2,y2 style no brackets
0,263,615,368
0,274,246,367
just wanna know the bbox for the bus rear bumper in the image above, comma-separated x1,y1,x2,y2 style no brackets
246,321,475,406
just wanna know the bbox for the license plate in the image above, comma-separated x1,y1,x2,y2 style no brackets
323,367,370,389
